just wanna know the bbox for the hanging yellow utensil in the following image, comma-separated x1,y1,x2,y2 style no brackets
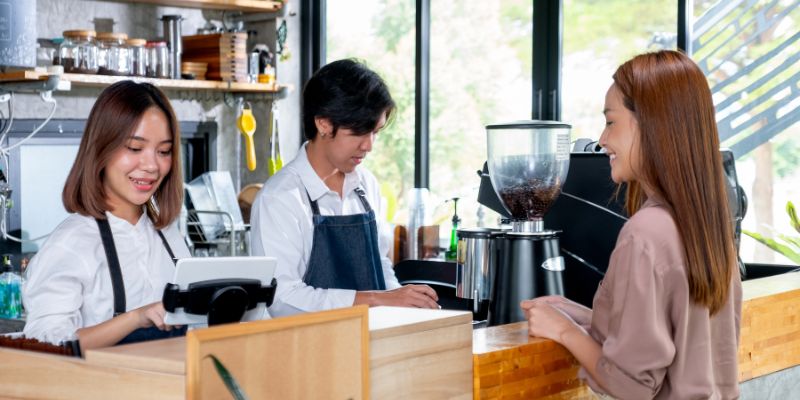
268,102,283,176
237,102,257,171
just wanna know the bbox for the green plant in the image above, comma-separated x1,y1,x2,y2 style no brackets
206,354,249,400
743,201,800,265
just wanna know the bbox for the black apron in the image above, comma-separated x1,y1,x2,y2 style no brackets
302,187,387,291
95,218,186,346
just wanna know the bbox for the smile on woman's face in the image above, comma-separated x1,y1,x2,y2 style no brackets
103,107,173,224
600,84,640,184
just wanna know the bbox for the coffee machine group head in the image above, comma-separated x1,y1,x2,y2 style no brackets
456,120,571,326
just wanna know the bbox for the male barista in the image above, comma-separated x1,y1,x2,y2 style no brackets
250,59,439,317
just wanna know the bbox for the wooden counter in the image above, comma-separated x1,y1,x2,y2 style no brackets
82,306,473,399
472,272,800,399
3,272,796,399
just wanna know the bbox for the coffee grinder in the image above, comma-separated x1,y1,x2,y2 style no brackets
485,121,571,325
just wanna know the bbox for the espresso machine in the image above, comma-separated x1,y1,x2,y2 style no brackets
456,120,571,326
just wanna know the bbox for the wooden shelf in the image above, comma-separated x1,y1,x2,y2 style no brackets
115,0,283,12
61,73,286,94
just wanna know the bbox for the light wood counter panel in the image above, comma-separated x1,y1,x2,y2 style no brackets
84,306,474,399
369,307,473,400
85,335,185,375
0,346,183,400
186,305,368,400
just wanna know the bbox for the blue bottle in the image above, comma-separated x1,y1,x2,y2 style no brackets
0,255,11,318
0,273,7,318
0,254,21,319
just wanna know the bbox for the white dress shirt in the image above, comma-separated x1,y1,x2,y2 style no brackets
250,143,401,317
23,211,190,344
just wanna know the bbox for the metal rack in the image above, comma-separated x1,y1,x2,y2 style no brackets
186,209,249,257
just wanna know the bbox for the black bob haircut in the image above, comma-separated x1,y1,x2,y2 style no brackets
302,59,396,141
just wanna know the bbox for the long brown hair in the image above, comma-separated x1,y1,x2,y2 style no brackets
62,81,183,229
613,50,736,315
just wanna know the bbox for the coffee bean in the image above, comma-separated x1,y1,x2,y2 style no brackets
499,178,562,220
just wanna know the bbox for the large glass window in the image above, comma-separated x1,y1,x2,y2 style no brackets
692,0,800,265
326,0,416,223
323,1,799,266
562,0,676,141
428,0,533,234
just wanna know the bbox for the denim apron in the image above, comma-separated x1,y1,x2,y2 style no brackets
95,218,187,346
303,187,387,291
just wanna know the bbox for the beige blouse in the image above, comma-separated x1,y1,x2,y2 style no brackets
582,198,742,399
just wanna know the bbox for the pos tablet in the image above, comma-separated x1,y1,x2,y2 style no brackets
163,256,277,327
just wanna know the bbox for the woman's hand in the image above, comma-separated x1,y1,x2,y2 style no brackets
535,295,592,328
77,301,174,350
355,284,439,309
520,298,583,343
133,301,171,331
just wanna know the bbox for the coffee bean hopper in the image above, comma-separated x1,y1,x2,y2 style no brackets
456,120,571,326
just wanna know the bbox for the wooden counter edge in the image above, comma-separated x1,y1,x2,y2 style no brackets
369,309,473,340
472,271,800,399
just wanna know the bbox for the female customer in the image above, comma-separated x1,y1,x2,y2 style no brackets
522,50,741,399
251,59,438,317
23,81,190,350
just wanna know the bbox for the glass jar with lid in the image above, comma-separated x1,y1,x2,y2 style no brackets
127,38,147,77
59,30,98,74
97,32,130,75
146,41,170,79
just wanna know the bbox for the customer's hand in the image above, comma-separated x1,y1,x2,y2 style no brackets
534,295,592,328
520,298,581,342
355,284,439,309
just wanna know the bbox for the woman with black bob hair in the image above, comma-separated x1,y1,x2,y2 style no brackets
251,59,439,317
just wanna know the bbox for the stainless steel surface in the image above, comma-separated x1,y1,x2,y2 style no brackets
455,228,499,308
0,318,25,334
541,256,565,272
161,15,183,79
512,219,544,232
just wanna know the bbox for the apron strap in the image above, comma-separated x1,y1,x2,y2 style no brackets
305,187,373,215
96,217,179,317
305,191,321,215
156,230,178,266
96,218,126,316
353,187,373,213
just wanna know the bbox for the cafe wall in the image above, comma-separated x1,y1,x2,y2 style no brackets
9,0,302,188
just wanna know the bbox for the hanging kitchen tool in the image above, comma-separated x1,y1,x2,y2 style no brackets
268,102,283,176
237,102,257,171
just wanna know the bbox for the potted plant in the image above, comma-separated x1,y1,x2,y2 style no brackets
743,201,800,265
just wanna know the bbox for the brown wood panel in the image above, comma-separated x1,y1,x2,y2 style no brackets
474,273,800,398
473,323,584,400
60,73,282,93
114,0,283,12
186,305,369,400
183,33,248,82
0,70,46,82
738,274,800,380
